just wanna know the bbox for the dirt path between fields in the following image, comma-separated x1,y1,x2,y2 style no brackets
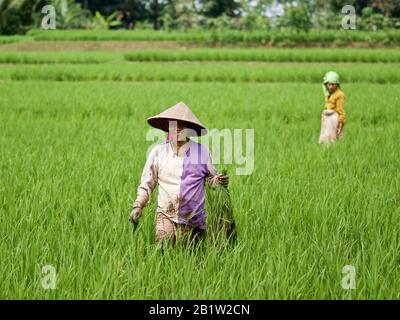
1,40,398,52
0,40,202,52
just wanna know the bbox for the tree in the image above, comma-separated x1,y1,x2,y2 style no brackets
278,1,313,32
144,0,168,29
199,0,242,18
368,0,400,18
238,0,272,30
48,0,91,29
76,0,148,28
0,0,45,34
163,0,199,30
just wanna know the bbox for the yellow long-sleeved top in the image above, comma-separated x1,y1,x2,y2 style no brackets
325,88,346,124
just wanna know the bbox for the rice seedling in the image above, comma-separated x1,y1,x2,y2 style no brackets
25,29,400,46
0,52,117,64
0,62,399,84
0,35,28,44
26,29,209,42
124,48,400,63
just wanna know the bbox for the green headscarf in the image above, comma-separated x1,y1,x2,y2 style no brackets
323,71,340,96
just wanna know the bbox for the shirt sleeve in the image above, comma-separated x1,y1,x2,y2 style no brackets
133,146,158,209
336,93,346,124
205,151,221,189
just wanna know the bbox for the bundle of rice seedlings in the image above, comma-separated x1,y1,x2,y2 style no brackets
206,169,237,248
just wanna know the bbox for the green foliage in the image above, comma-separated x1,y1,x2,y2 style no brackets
162,0,200,31
0,0,41,35
241,12,269,31
200,0,242,18
47,0,92,29
278,3,312,32
1,77,399,298
1,0,400,35
90,11,122,30
360,7,387,31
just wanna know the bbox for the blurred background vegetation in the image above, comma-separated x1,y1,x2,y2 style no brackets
0,0,399,36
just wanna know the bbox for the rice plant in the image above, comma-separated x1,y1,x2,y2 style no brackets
0,35,27,44
0,62,399,84
25,29,400,46
0,45,399,299
206,169,237,248
124,48,400,63
0,52,117,64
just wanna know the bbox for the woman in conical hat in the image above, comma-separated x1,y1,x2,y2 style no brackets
129,102,229,246
319,71,346,144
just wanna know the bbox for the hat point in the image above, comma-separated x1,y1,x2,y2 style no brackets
147,101,207,136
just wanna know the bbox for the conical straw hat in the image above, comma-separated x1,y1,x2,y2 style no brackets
147,102,207,136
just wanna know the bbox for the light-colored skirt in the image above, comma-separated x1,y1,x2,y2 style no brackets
319,109,339,144
155,213,204,246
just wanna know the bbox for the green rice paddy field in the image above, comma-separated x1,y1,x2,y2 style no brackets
0,45,399,299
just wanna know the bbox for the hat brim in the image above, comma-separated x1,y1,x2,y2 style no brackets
147,117,207,136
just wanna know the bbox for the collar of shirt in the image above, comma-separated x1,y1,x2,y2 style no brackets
169,139,191,157
326,88,342,101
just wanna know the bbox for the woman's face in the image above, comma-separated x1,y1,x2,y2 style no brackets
327,82,338,94
169,121,189,142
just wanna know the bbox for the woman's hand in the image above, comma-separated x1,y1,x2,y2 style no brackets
130,207,142,224
218,174,229,187
337,122,344,138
